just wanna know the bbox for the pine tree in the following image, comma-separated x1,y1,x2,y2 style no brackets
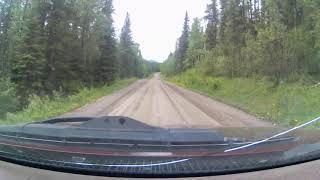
46,0,82,92
0,0,13,75
10,0,47,103
132,43,143,77
277,0,303,30
95,0,118,85
204,0,218,50
219,0,228,41
176,12,190,73
46,0,65,91
78,0,99,85
118,13,135,78
221,0,246,77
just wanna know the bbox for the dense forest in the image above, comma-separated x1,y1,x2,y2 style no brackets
161,0,320,125
161,0,320,83
0,0,159,117
1,0,320,125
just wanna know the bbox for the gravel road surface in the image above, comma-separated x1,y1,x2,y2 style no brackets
65,73,271,128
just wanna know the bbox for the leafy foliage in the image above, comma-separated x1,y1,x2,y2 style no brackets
1,79,136,124
161,0,320,125
162,0,320,82
167,70,320,127
10,0,47,105
0,78,18,119
0,0,159,121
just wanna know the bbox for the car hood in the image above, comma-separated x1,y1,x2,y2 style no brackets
0,116,319,177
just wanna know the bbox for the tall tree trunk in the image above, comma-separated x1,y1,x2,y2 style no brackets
0,0,13,74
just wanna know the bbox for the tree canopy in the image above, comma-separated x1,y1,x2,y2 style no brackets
162,0,320,84
0,0,159,108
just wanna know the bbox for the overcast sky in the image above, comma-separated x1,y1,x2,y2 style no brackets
113,0,210,62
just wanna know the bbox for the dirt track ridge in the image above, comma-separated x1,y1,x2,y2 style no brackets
65,73,271,128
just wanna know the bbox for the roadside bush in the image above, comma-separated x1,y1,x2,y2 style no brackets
206,77,222,91
2,79,136,124
167,69,320,127
0,78,18,119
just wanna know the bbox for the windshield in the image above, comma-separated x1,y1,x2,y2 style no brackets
0,0,320,178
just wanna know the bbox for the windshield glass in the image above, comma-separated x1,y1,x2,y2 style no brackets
0,0,320,177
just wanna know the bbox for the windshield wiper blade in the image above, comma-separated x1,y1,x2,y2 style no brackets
225,116,320,153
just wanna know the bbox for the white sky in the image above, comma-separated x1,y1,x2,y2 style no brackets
114,0,210,62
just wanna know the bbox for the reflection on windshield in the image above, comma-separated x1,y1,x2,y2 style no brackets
225,116,320,152
0,116,319,177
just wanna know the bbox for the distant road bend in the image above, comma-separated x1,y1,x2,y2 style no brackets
66,73,271,128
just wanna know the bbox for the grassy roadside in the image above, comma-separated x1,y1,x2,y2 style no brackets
164,69,320,127
1,78,137,125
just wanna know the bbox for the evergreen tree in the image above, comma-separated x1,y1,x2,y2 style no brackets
10,0,46,103
276,0,303,30
132,43,143,77
175,12,190,73
219,0,228,41
95,0,118,85
222,0,246,77
6,0,28,79
46,0,82,92
118,13,135,78
0,0,13,75
78,0,99,85
1,0,154,111
204,0,218,50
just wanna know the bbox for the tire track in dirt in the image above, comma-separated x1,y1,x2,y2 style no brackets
66,73,272,128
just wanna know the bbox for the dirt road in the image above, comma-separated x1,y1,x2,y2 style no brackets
65,74,271,128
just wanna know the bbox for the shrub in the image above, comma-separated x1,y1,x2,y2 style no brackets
0,78,18,118
206,77,221,91
2,79,136,124
166,69,320,127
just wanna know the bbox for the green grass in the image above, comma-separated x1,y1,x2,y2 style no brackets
1,79,137,125
165,69,320,127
